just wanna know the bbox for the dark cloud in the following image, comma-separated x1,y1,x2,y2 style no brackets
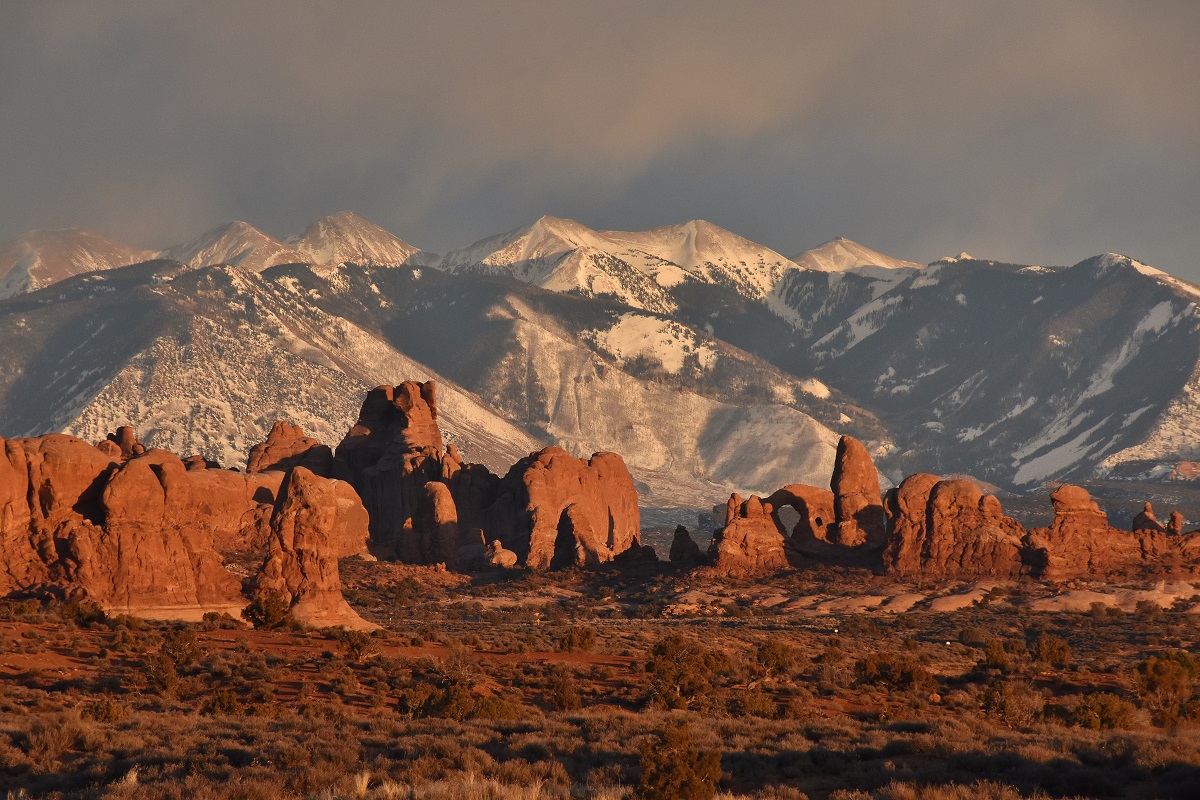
2,1,1198,277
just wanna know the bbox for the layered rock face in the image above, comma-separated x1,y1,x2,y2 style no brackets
333,381,642,569
669,525,704,563
0,429,370,628
882,476,1025,579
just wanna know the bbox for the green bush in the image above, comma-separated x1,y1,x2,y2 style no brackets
755,638,795,677
636,722,722,800
1133,650,1197,726
200,689,242,716
854,653,936,692
1072,692,1134,730
1031,634,1070,669
647,635,738,709
732,689,777,718
242,592,292,630
549,666,582,711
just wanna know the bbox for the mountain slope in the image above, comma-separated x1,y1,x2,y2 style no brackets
0,229,154,299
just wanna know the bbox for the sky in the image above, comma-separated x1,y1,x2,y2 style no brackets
2,1,1199,278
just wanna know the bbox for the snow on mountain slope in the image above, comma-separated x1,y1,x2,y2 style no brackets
158,221,308,272
438,216,679,314
285,211,427,267
468,295,840,506
0,229,154,299
0,261,544,474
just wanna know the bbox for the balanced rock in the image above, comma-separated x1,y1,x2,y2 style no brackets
247,421,333,476
486,539,518,568
1131,502,1167,533
829,436,886,548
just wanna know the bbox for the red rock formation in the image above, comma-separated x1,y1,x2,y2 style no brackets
882,475,1024,579
669,525,704,563
1167,461,1200,481
764,484,835,550
1023,485,1198,579
334,381,474,560
0,431,369,624
253,467,374,630
1169,511,1184,536
247,421,333,476
829,436,886,548
1131,502,1167,533
94,426,145,462
708,492,789,574
490,447,641,570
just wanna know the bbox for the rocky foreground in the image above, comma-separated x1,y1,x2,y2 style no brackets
2,379,1199,626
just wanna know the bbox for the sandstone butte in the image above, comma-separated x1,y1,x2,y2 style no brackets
331,380,642,570
0,426,374,630
703,435,1200,578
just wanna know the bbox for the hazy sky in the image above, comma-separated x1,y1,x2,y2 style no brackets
3,1,1199,277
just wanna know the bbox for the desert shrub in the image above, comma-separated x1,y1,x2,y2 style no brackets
440,643,481,686
1133,650,1198,726
83,695,127,723
980,679,1043,727
636,722,722,800
471,695,524,721
646,635,738,709
979,640,1010,672
200,688,243,716
160,626,199,668
338,629,376,663
755,638,795,677
1134,599,1162,621
854,653,936,692
558,625,597,653
1032,634,1070,669
56,599,107,627
1072,692,1135,730
20,713,86,763
200,611,243,630
549,666,582,711
731,689,777,718
242,592,292,630
957,626,988,647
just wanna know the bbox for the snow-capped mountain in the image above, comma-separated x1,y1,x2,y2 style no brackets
158,220,309,272
285,211,428,267
4,210,1200,497
0,229,154,299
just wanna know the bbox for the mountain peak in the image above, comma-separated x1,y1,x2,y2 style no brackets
159,220,305,272
0,228,155,299
793,238,921,273
286,211,422,267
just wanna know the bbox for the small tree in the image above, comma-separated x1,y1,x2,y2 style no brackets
1032,634,1071,670
242,592,292,630
1133,651,1198,727
636,722,722,800
558,625,597,653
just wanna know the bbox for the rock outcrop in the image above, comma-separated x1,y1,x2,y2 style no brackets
253,467,374,629
334,382,642,569
829,436,886,548
1131,502,1167,533
882,475,1025,579
490,447,641,570
247,421,333,476
764,484,835,553
0,430,370,627
708,493,790,574
669,525,704,563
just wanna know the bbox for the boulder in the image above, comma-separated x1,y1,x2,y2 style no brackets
829,436,886,548
247,421,333,476
486,539,518,568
